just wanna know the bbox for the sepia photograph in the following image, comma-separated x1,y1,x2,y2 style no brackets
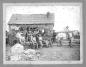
3,3,83,64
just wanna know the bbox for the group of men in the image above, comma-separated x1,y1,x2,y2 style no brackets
15,29,46,49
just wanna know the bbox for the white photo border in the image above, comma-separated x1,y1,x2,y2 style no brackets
3,3,83,64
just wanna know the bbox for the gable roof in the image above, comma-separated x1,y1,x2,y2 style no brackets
8,12,54,25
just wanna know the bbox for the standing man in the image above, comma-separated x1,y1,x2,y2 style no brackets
35,34,40,49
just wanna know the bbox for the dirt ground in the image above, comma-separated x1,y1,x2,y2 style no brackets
6,44,80,61
37,45,80,61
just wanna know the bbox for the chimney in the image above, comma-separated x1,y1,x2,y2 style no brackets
46,12,50,18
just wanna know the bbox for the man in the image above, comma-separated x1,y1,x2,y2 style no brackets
39,35,43,48
16,31,25,44
35,34,40,49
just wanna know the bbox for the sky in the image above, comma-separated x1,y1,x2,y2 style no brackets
4,3,82,32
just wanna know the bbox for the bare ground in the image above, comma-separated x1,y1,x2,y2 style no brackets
37,46,80,61
6,44,80,61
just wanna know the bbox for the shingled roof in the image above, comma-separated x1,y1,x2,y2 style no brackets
8,12,54,25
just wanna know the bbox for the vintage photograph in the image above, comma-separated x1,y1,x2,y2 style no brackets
3,3,83,64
